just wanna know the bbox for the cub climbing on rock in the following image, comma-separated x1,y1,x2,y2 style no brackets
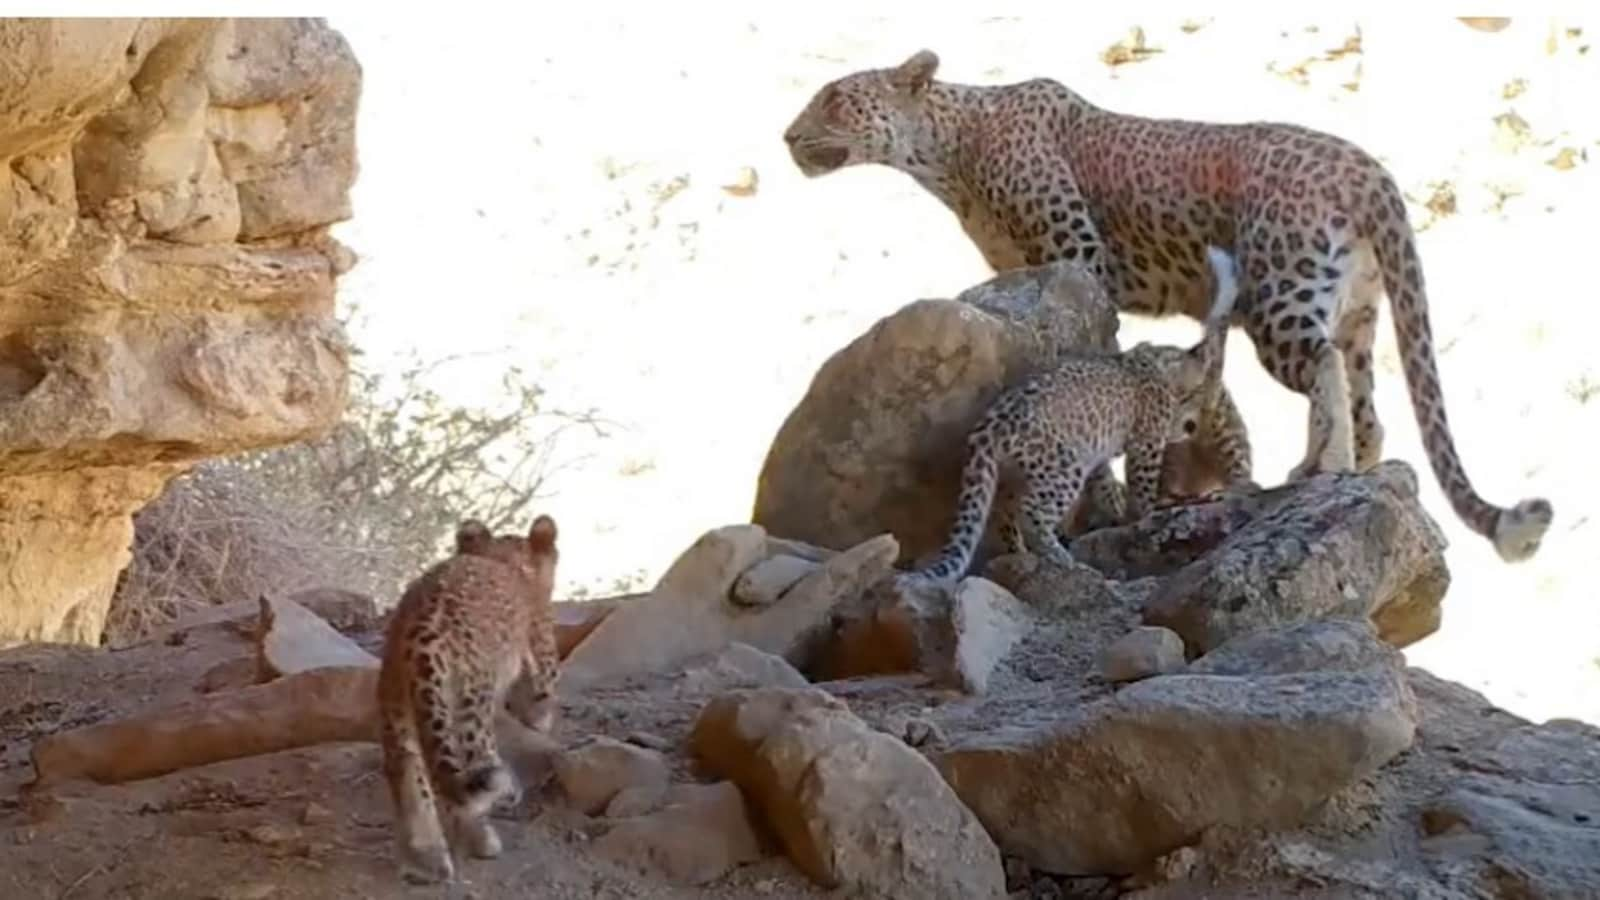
377,514,562,884
912,247,1240,585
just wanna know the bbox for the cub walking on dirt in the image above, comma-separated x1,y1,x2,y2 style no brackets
377,514,562,884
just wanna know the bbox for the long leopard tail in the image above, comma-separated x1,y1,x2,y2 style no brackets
1364,174,1552,562
917,438,1002,582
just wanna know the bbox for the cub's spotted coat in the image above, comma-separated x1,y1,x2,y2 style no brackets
784,49,1551,562
377,515,561,883
914,247,1239,584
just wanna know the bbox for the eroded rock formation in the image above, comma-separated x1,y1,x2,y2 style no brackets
0,18,360,645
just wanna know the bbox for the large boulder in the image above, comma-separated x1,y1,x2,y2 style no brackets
936,639,1417,875
751,260,1120,569
691,687,1006,899
0,19,359,646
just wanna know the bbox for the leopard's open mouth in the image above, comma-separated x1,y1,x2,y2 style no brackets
792,143,849,176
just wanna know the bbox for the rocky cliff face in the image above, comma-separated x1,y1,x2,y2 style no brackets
0,19,359,646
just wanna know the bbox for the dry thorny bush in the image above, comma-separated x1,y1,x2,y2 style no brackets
106,349,606,647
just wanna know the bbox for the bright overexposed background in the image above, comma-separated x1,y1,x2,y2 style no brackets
323,12,1599,725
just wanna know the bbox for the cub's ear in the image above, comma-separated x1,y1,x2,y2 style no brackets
455,519,492,553
528,514,558,555
890,49,939,96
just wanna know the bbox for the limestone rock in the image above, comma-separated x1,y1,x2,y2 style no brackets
555,736,672,816
254,593,375,679
681,643,810,694
1421,719,1600,899
1100,626,1186,683
732,554,819,607
981,551,1127,615
691,688,1006,898
282,588,379,634
552,597,620,659
604,783,671,819
751,261,1120,568
0,18,359,646
1189,618,1401,677
948,577,1033,694
559,525,897,689
937,663,1417,875
819,576,1030,693
1141,462,1450,654
595,781,768,886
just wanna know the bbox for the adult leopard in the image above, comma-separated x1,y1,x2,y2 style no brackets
782,49,1551,562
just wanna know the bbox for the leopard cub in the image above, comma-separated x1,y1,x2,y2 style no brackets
377,513,562,884
910,247,1240,585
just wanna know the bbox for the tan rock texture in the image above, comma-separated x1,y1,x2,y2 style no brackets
691,687,1006,899
559,524,898,689
0,18,361,646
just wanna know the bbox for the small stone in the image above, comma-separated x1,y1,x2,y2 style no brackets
818,575,1029,694
300,801,333,826
627,731,673,752
595,781,767,885
211,884,277,900
1099,627,1186,683
605,782,670,819
197,657,260,694
680,643,810,693
721,165,760,197
244,823,300,847
731,554,819,607
555,736,671,816
903,716,945,749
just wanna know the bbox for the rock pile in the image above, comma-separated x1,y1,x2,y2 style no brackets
22,263,1599,899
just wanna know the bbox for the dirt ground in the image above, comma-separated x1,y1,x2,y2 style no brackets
0,610,831,900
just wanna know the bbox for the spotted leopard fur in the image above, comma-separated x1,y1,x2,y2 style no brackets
912,247,1239,584
376,514,561,884
784,49,1551,562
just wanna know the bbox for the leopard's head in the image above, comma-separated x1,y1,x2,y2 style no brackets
454,514,560,590
1126,342,1216,445
783,49,943,177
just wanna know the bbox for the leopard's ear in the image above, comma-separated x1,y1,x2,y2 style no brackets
455,519,492,554
890,49,939,96
527,514,558,556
